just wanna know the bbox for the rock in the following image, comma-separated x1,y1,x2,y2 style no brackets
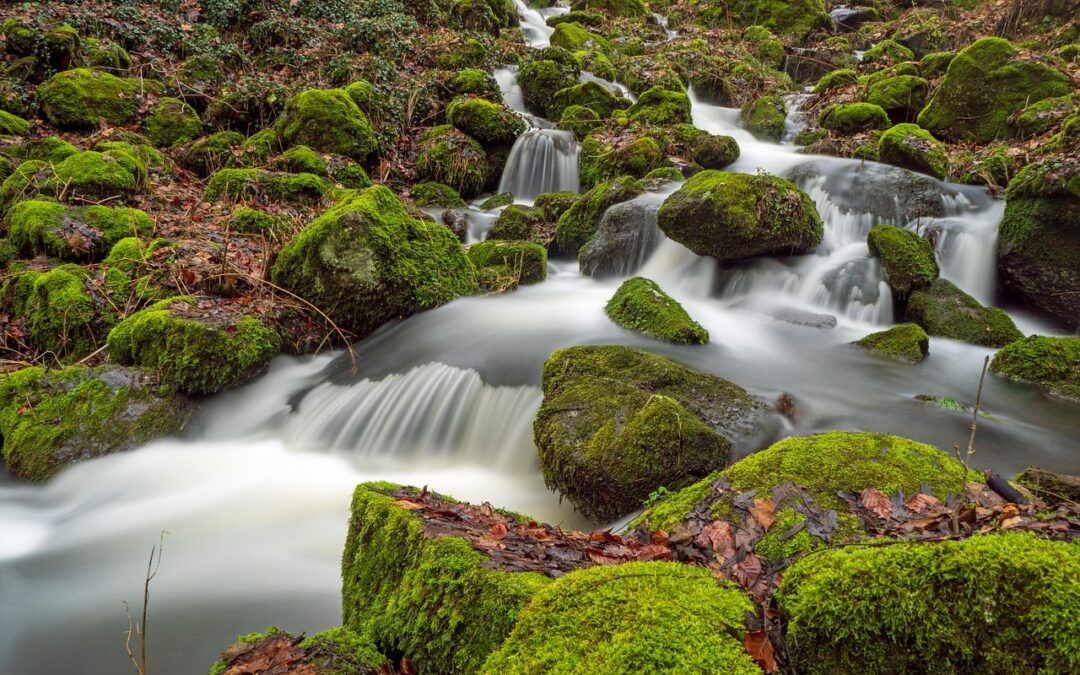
449,0,517,35
203,168,329,203
556,176,645,256
271,186,478,339
1010,94,1077,138
276,88,377,160
568,0,648,18
813,66,858,93
142,97,202,147
0,365,193,482
855,323,930,363
830,6,880,31
478,192,513,210
442,209,469,242
820,102,891,133
534,345,768,521
416,125,490,198
788,160,953,224
626,86,692,125
704,0,829,41
534,191,579,222
605,277,708,344
7,200,153,261
787,50,858,84
37,68,153,129
990,336,1080,402
519,55,579,117
447,68,502,101
558,104,601,137
550,80,628,120
906,278,1023,348
410,180,467,208
107,296,280,395
468,240,547,291
997,157,1080,329
777,533,1080,673
272,145,326,176
688,132,739,170
550,22,611,53
481,562,759,674
866,224,939,303
863,39,914,64
917,37,1070,143
579,130,663,189
208,627,384,675
175,131,244,177
864,75,929,124
0,110,30,136
447,96,526,147
1014,466,1080,505
877,123,949,180
488,204,544,241
740,94,786,141
578,195,661,278
771,308,837,328
657,170,823,264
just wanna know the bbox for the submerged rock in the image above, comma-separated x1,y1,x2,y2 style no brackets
605,277,708,345
990,336,1080,402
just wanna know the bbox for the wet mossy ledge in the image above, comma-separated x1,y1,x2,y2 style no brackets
605,276,709,345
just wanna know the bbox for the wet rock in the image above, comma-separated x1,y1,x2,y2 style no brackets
855,323,930,363
442,208,469,242
906,279,1022,348
991,336,1080,402
1015,466,1080,505
578,196,661,278
605,277,708,345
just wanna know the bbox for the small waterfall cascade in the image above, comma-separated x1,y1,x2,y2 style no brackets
494,66,526,115
512,0,568,47
652,12,677,39
498,128,580,201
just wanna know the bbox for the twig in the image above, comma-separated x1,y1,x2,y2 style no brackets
124,531,167,675
952,355,990,533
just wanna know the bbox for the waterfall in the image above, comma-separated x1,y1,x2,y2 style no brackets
511,0,567,47
498,128,580,201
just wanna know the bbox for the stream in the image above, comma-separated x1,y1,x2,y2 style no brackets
1,3,1078,673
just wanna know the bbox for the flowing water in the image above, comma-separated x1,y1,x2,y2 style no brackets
3,7,1079,675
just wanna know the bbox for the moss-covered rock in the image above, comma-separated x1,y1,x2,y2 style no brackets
272,145,327,176
688,132,739,169
535,345,767,521
276,88,377,160
447,96,526,147
416,125,490,198
855,323,929,363
917,37,1070,143
864,75,929,123
0,364,192,482
558,104,601,137
555,175,645,256
991,336,1080,401
1011,94,1077,138
0,160,46,217
569,0,648,18
8,136,78,164
906,278,1023,348
342,483,550,674
143,97,202,147
777,533,1080,674
699,0,828,41
550,80,627,121
814,67,858,93
535,191,579,222
86,39,132,72
550,22,611,53
410,181,467,208
626,86,692,126
877,123,948,180
106,297,280,395
487,203,543,241
820,102,890,133
919,51,955,78
997,157,1080,329
482,561,759,674
606,277,708,345
579,132,663,189
448,68,501,101
203,168,329,203
175,131,243,177
518,57,579,117
7,200,153,261
740,94,786,141
45,150,139,200
866,224,939,302
468,240,547,291
271,186,478,338
0,110,30,137
657,170,823,264
37,68,148,129
864,39,915,64
208,626,384,675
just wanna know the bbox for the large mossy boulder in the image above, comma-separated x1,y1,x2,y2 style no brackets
276,88,377,160
605,277,708,345
991,336,1080,401
481,561,759,674
0,365,192,481
203,168,329,204
342,483,550,674
688,131,740,169
142,97,202,147
777,533,1080,674
556,175,645,256
416,125,490,198
48,150,140,200
657,170,823,264
550,80,627,121
519,57,579,117
854,323,929,363
917,37,1070,143
877,123,948,180
447,96,526,147
550,22,612,53
106,297,280,395
864,75,928,124
740,95,786,141
906,278,1022,348
819,102,890,133
271,186,478,338
866,224,939,303
36,68,149,129
626,86,692,126
534,345,767,521
997,157,1080,329
468,240,547,291
7,200,153,261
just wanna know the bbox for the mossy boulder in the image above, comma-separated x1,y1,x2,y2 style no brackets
106,297,280,395
1011,94,1076,138
777,533,1080,674
991,336,1080,401
877,123,949,180
556,176,645,256
657,170,823,264
208,627,384,675
917,37,1070,143
0,110,30,137
814,67,858,93
7,200,153,261
535,191,579,222
410,181,467,208
864,75,929,123
416,125,490,198
997,158,1080,329
481,562,759,674
468,240,547,291
558,104,601,137
203,168,329,203
606,277,708,345
143,97,202,147
906,278,1023,348
579,132,664,189
342,483,550,674
518,58,579,117
448,69,501,101
37,68,148,129
920,51,956,78
272,145,327,176
700,0,828,41
820,102,891,133
0,365,193,482
535,345,767,521
864,39,915,64
447,96,526,147
550,80,627,121
487,204,543,241
855,323,929,363
626,86,692,126
276,88,377,160
271,186,478,338
550,22,611,53
449,0,518,35
568,0,648,18
175,131,243,177
740,95,786,142
688,132,740,169
866,224,939,302
8,136,78,164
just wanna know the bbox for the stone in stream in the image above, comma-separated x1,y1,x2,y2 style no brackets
555,175,645,256
854,323,929,363
866,224,939,304
990,336,1080,402
905,278,1022,348
605,277,708,345
578,197,662,278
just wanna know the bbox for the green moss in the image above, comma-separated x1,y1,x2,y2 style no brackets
240,129,282,166
535,345,764,521
864,75,929,123
877,123,949,180
447,96,526,147
487,204,543,241
906,278,1023,348
699,0,828,41
448,69,501,101
8,200,153,261
568,0,647,17
468,240,547,290
990,336,1080,401
919,51,956,78
410,181,467,208
740,94,786,142
855,323,930,363
626,86,692,125
342,483,550,674
415,125,490,199
87,40,132,72
37,68,147,129
917,37,1070,142
556,176,645,255
550,22,611,54
276,88,377,160
0,365,191,481
203,168,330,203
479,193,513,210
143,97,202,147
689,132,740,169
271,186,478,338
864,39,915,64
550,80,627,121
106,297,280,395
272,145,327,176
866,224,939,301
210,626,384,675
228,209,288,237
9,137,78,164
957,145,1017,188
1012,94,1077,138
518,58,579,117
814,67,858,93
752,507,824,563
482,561,758,674
534,191,579,222
0,110,30,137
176,131,243,177
605,277,708,345
0,160,46,218
777,533,1080,674
579,132,663,189
657,170,823,263
46,150,139,200
820,102,891,133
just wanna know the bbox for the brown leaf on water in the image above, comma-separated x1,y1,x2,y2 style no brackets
860,487,892,520
744,629,777,673
750,497,776,530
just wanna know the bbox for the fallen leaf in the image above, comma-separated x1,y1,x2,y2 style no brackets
744,629,777,673
750,497,776,530
860,487,892,520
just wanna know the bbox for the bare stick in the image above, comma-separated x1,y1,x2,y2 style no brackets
952,355,990,533
124,531,166,675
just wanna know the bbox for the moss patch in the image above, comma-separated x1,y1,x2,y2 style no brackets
855,323,930,363
906,278,1023,348
605,277,708,345
820,102,890,133
740,95,786,142
447,96,526,147
990,336,1080,401
143,97,202,147
866,224,939,302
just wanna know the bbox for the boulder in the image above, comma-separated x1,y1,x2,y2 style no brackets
579,130,664,189
820,102,891,133
7,200,153,261
518,56,578,117
626,86,692,126
854,323,929,363
276,88,378,160
864,75,928,123
877,123,949,180
37,68,153,129
416,125,490,198
203,168,330,203
142,97,202,147
468,240,547,291
866,224,939,303
605,277,708,344
447,96,526,147
990,336,1080,401
556,176,645,256
740,94,786,141
1014,466,1080,505
906,278,1023,348
578,195,660,278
